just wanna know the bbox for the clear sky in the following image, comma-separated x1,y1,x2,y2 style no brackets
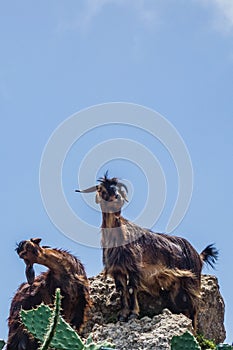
1,0,233,344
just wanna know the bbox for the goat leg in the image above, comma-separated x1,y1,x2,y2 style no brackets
127,274,140,320
113,273,130,321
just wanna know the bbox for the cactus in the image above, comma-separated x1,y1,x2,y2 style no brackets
39,288,62,350
171,331,201,350
20,303,52,342
20,288,115,350
0,340,5,350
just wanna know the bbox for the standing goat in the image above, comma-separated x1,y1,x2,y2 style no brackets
7,238,91,350
76,173,218,331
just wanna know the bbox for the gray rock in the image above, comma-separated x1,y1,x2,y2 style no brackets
198,275,226,344
82,272,226,348
90,309,192,350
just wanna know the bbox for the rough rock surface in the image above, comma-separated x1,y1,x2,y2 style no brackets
91,309,192,350
83,272,226,348
198,275,226,343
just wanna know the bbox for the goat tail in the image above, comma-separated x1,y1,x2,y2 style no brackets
200,244,218,269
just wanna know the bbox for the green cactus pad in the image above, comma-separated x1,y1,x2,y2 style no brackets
216,345,233,350
171,331,201,350
40,288,62,350
20,288,115,350
20,303,83,349
49,316,84,349
20,303,52,341
0,340,5,350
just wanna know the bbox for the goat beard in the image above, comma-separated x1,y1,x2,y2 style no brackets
25,264,35,285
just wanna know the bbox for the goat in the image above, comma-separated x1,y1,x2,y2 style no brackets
76,173,218,331
7,238,91,350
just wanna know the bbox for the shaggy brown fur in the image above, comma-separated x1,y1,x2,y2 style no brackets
77,173,218,331
7,238,91,350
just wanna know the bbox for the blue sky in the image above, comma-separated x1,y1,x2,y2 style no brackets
1,0,233,343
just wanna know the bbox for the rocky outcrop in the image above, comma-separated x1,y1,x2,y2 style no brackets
91,309,193,350
198,275,226,343
82,272,225,348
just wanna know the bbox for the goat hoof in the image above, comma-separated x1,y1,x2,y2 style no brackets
118,315,127,322
128,313,138,320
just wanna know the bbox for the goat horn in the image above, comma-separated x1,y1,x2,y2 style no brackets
75,185,98,193
117,182,128,193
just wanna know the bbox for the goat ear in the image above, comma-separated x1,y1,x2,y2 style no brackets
30,238,42,245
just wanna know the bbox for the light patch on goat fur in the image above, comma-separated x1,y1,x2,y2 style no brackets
129,288,133,294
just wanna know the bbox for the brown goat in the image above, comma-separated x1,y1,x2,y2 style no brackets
7,238,91,350
76,173,218,331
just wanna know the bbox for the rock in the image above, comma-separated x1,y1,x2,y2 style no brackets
198,275,226,344
91,309,192,350
82,272,226,347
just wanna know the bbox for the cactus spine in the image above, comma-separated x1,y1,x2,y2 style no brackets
20,288,114,350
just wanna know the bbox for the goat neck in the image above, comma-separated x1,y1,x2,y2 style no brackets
101,210,122,229
101,211,130,249
36,247,83,278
